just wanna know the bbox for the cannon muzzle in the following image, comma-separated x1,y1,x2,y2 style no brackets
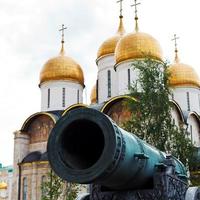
47,108,187,190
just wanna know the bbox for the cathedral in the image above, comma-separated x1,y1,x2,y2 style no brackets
6,1,200,200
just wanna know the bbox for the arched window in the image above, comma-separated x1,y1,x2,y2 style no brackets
107,70,111,97
128,69,131,90
96,80,99,103
62,88,66,107
47,88,50,108
186,92,190,111
190,125,193,141
77,90,80,103
22,177,28,200
41,175,46,184
41,175,46,197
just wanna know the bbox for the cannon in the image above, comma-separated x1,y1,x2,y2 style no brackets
47,108,200,200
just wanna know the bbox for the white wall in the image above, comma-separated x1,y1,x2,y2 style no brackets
0,168,13,200
171,103,200,147
0,189,7,199
116,61,139,96
40,81,84,111
13,131,29,167
97,55,117,103
97,58,200,149
172,87,200,114
7,171,12,200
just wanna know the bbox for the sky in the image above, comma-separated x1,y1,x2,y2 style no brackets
0,0,200,166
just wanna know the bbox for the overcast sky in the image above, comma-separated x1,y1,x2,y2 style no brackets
0,0,200,166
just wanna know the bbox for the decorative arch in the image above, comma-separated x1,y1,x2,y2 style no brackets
101,95,136,126
21,112,57,131
188,112,200,147
101,95,136,113
62,103,88,116
170,100,185,123
21,112,57,144
188,111,200,122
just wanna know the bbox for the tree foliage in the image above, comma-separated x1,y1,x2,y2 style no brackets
124,58,194,166
41,170,80,200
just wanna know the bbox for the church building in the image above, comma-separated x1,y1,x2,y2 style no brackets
0,164,13,200
11,1,200,200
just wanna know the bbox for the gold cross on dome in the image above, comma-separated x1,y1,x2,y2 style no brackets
59,24,67,44
117,0,124,17
131,0,141,32
171,34,180,51
172,34,180,63
131,0,141,18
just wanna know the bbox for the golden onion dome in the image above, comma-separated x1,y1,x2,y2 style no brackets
115,32,163,65
168,36,200,88
0,182,7,190
97,16,125,60
40,46,84,86
168,61,200,88
90,84,97,104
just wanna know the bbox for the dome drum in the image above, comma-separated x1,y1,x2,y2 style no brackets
39,47,85,111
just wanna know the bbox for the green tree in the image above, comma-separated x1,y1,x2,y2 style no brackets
41,170,80,200
124,58,193,166
65,182,80,200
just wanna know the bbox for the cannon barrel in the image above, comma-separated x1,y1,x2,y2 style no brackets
47,108,187,190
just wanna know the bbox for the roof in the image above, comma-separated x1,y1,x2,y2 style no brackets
21,151,48,163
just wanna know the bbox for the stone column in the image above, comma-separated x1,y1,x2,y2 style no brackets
31,163,37,200
11,131,29,200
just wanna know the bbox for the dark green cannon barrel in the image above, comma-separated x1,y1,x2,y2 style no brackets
47,108,187,190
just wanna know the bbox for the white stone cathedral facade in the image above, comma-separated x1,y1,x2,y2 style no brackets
10,7,200,200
